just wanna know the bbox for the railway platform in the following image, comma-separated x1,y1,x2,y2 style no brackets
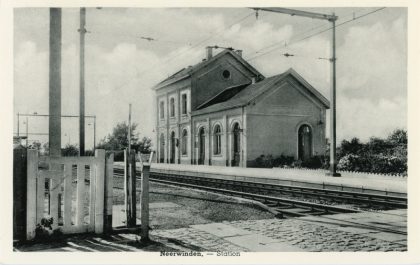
143,163,407,194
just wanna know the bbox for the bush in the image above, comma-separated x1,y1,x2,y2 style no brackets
253,154,325,169
337,154,364,171
301,156,324,169
61,144,79,157
34,216,63,242
273,155,295,167
254,155,274,168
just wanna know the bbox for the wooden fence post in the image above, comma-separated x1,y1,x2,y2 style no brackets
124,148,129,226
104,153,114,233
94,149,106,234
128,151,137,227
14,146,27,241
26,149,38,240
140,151,153,242
124,149,137,227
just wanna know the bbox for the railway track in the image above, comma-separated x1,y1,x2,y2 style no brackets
113,168,407,236
113,168,406,217
152,172,407,208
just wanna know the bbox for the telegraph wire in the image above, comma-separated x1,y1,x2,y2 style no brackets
97,10,255,97
246,7,386,61
243,7,372,56
88,30,193,46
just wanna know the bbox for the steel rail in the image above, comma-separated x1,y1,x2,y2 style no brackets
113,168,406,209
113,171,407,236
148,171,406,208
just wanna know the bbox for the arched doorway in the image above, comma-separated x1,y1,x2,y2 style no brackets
298,124,312,161
232,123,241,167
198,127,205,165
159,134,165,163
170,131,176,164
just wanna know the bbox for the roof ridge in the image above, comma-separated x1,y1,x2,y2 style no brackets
153,49,262,90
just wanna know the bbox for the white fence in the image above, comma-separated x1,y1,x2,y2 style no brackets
26,149,113,240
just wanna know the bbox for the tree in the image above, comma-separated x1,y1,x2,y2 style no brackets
133,137,153,154
97,122,138,150
387,129,407,145
97,121,153,153
339,137,364,156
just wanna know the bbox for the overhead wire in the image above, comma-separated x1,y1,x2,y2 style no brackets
246,7,387,61
96,10,255,98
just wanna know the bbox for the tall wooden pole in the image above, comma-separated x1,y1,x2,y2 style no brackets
26,117,28,148
17,113,20,137
140,162,150,241
79,7,86,156
128,103,132,154
328,16,340,177
49,8,61,157
93,115,96,152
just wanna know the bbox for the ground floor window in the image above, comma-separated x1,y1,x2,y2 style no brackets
181,129,188,155
213,125,221,155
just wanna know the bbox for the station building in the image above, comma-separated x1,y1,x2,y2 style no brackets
153,47,330,167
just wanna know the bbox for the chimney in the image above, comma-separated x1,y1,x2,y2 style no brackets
251,77,257,84
206,46,213,60
235,50,243,57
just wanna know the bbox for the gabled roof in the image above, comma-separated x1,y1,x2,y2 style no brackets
192,68,330,116
196,83,250,110
153,49,263,90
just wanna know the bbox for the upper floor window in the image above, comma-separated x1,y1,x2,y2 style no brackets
170,97,175,117
181,129,188,155
181,93,187,115
213,125,222,155
159,101,165,119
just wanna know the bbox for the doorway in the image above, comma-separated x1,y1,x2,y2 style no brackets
170,131,175,164
198,127,205,165
232,123,241,167
298,124,312,161
159,134,165,163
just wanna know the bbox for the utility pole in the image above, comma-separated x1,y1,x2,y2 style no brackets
329,17,340,176
49,8,62,157
128,103,132,154
26,117,29,148
79,7,86,156
251,7,341,176
93,115,96,152
17,113,20,137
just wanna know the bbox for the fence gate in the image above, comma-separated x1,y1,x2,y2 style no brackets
26,149,113,240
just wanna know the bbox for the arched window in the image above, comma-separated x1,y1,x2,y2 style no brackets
181,129,188,155
213,125,222,155
181,93,187,115
170,98,175,117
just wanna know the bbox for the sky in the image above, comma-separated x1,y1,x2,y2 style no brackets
13,7,407,150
